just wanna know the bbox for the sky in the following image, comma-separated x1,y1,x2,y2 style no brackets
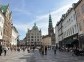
0,0,79,40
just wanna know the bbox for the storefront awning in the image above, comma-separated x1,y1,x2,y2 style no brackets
65,39,78,45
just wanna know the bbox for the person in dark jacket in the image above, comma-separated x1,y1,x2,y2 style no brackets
54,46,57,54
44,46,47,55
3,46,8,56
0,44,2,56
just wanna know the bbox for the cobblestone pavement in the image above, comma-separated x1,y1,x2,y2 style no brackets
0,49,84,62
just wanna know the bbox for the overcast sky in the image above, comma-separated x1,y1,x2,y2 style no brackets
0,0,79,40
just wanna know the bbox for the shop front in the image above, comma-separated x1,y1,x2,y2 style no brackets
63,34,79,49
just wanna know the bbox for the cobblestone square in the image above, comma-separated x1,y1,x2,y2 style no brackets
0,49,84,62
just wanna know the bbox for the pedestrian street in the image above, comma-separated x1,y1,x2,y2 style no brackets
0,49,84,62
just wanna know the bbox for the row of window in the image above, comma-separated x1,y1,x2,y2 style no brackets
63,24,78,38
27,42,42,45
58,24,78,41
28,36,41,38
63,14,76,29
28,32,41,35
28,39,40,42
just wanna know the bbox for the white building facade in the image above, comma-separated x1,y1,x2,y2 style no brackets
55,19,63,47
55,26,58,44
55,7,79,48
11,26,19,46
62,8,79,48
0,11,4,45
62,8,78,39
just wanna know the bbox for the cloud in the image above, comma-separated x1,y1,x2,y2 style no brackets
12,0,31,15
14,23,33,33
13,8,31,15
33,4,72,28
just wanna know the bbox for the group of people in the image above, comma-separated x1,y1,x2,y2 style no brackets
0,44,8,56
39,46,47,55
17,46,31,53
39,45,57,55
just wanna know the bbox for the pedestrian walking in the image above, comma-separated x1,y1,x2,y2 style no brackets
44,46,47,55
32,46,35,52
41,46,44,55
17,47,20,52
22,47,25,52
3,46,8,56
27,47,30,53
54,46,57,54
0,44,2,56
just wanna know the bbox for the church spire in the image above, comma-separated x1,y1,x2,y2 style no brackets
49,14,53,28
48,14,54,36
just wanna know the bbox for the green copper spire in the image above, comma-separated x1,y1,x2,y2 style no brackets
49,14,53,28
48,14,54,36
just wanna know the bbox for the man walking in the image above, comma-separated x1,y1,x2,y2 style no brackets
54,46,57,54
0,43,2,56
44,46,47,55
